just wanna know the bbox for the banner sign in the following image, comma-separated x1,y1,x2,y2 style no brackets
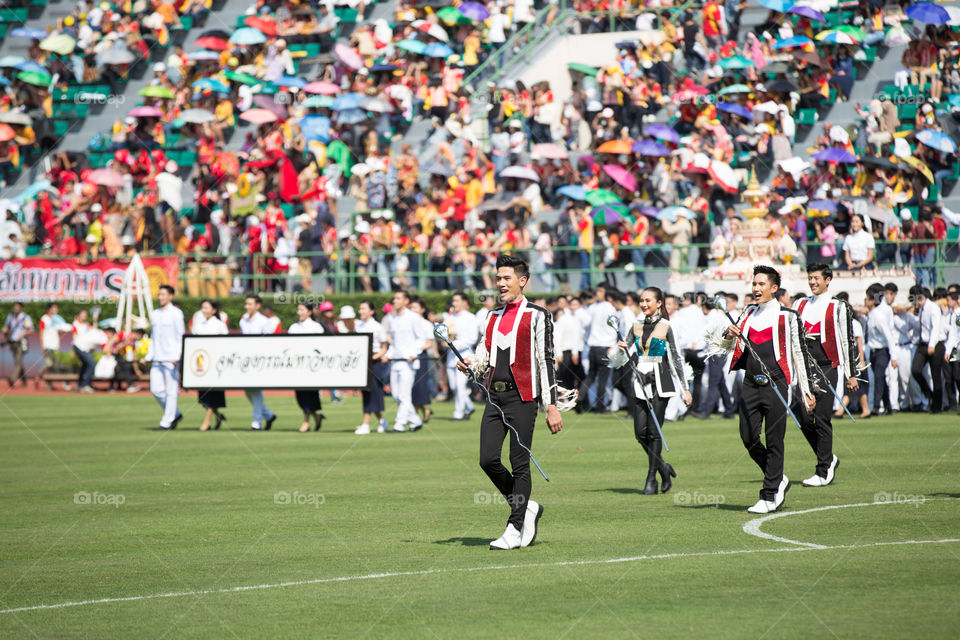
180,334,372,390
0,257,179,301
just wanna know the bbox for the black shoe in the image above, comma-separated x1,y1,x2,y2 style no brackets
314,413,325,431
214,413,225,430
690,411,710,420
169,413,183,430
659,463,677,494
265,414,276,431
641,474,659,495
722,412,735,419
154,425,173,431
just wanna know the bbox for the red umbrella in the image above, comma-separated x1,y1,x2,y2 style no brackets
707,160,740,193
303,81,340,95
0,124,15,142
243,16,277,36
239,108,280,124
601,164,636,192
195,37,230,51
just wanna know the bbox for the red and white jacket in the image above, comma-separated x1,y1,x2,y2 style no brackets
472,297,558,407
724,300,813,397
793,294,856,379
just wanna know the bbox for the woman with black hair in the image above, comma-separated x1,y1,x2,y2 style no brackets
408,296,435,424
194,299,228,431
289,302,325,432
615,287,691,495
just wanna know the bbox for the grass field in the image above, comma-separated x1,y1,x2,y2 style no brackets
0,393,958,639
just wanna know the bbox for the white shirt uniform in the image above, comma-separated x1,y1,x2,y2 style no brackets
672,304,704,351
446,310,479,365
554,309,584,354
866,302,897,351
841,230,876,262
146,304,185,362
355,317,386,353
239,312,273,335
945,307,960,358
586,300,617,347
288,318,324,335
916,300,944,345
386,309,426,360
192,314,228,336
40,313,71,351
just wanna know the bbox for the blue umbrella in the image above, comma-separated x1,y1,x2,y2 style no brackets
631,139,669,157
656,206,695,222
298,115,331,143
14,179,52,204
916,129,957,154
14,61,49,74
807,199,837,212
644,123,680,144
301,95,334,108
188,50,221,61
334,108,367,125
272,76,306,89
423,43,454,58
10,28,47,39
905,3,949,25
717,102,752,119
812,147,858,163
370,63,401,73
396,39,427,55
556,185,587,201
0,55,25,67
331,92,363,110
192,77,230,92
0,77,9,86
773,35,812,50
229,27,267,45
758,0,794,11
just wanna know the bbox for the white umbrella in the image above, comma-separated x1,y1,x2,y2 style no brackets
180,108,215,124
500,165,539,182
707,160,740,193
753,100,781,116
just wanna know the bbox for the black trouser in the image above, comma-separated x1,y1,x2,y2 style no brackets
738,377,791,501
684,349,706,411
557,350,583,391
871,347,892,413
479,388,538,530
803,364,836,478
947,360,960,409
634,395,669,479
912,341,945,412
584,346,612,411
700,355,734,416
614,365,635,415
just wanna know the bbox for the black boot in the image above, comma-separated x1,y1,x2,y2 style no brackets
650,438,675,493
642,437,659,495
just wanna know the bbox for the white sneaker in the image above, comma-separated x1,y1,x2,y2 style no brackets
126,385,140,393
747,499,776,514
377,418,388,433
825,455,839,484
354,424,371,435
489,524,522,550
78,386,94,393
520,500,543,547
773,475,790,509
802,474,828,487
392,424,406,432
408,420,423,432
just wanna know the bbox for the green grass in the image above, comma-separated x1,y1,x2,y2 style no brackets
1,394,958,638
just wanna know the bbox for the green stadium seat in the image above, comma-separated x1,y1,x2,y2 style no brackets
797,108,818,126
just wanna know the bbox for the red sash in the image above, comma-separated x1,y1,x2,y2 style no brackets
484,310,535,402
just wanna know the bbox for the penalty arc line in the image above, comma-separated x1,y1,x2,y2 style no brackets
1,537,959,615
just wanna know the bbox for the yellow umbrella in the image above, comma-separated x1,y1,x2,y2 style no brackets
39,33,76,56
900,155,934,183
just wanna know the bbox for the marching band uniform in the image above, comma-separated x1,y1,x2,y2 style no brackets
621,313,688,495
472,296,557,549
912,297,945,413
793,294,856,486
722,300,813,513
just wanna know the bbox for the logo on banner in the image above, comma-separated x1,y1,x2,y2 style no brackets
190,349,211,377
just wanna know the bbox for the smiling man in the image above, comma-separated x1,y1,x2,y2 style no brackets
457,254,563,550
722,265,815,514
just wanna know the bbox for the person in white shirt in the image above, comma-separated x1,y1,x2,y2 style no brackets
672,293,707,415
39,302,73,390
910,285,946,413
864,283,898,415
146,285,185,430
408,297,436,425
239,294,278,430
841,214,876,271
354,301,390,434
475,294,496,331
553,296,585,392
694,295,737,418
446,292,480,421
582,285,617,412
385,290,425,432
944,288,960,413
288,303,325,433
71,309,100,393
3,302,33,388
193,299,228,431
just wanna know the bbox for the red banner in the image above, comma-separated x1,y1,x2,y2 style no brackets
0,257,179,301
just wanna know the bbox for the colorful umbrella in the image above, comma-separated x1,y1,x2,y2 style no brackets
396,39,427,55
787,5,825,22
602,164,637,192
591,204,630,226
87,168,125,187
411,20,450,42
900,156,934,183
331,92,363,110
188,50,221,61
812,147,858,163
139,85,175,99
298,115,332,143
437,6,473,25
758,0,793,11
816,29,862,45
243,16,278,36
585,188,622,206
631,139,669,157
0,56,25,67
915,129,957,154
556,185,587,201
39,33,76,55
905,3,949,25
459,1,490,20
129,105,163,118
192,77,230,92
239,108,280,124
224,70,261,86
195,36,230,50
773,35,812,50
303,81,340,95
596,140,633,154
15,70,51,86
717,102,752,119
707,160,739,193
807,199,837,215
532,143,568,159
718,55,756,69
333,43,363,70
229,28,267,45
644,124,680,144
500,165,540,182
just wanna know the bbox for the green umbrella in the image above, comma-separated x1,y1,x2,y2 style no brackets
835,25,867,41
326,140,352,178
223,70,261,86
302,95,334,108
16,70,51,87
39,34,76,56
139,85,175,99
717,55,755,70
568,62,599,76
396,39,427,55
718,83,752,95
585,188,623,206
437,6,472,25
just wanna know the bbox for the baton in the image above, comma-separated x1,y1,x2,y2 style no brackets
434,323,549,482
806,355,857,422
713,297,805,432
606,315,669,451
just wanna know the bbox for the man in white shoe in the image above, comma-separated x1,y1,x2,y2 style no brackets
446,292,479,421
239,294,277,431
793,264,857,488
385,290,425,432
722,265,815,514
146,285,185,431
457,254,564,550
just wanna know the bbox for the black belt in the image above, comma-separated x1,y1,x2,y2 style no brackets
745,373,784,387
491,380,517,392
